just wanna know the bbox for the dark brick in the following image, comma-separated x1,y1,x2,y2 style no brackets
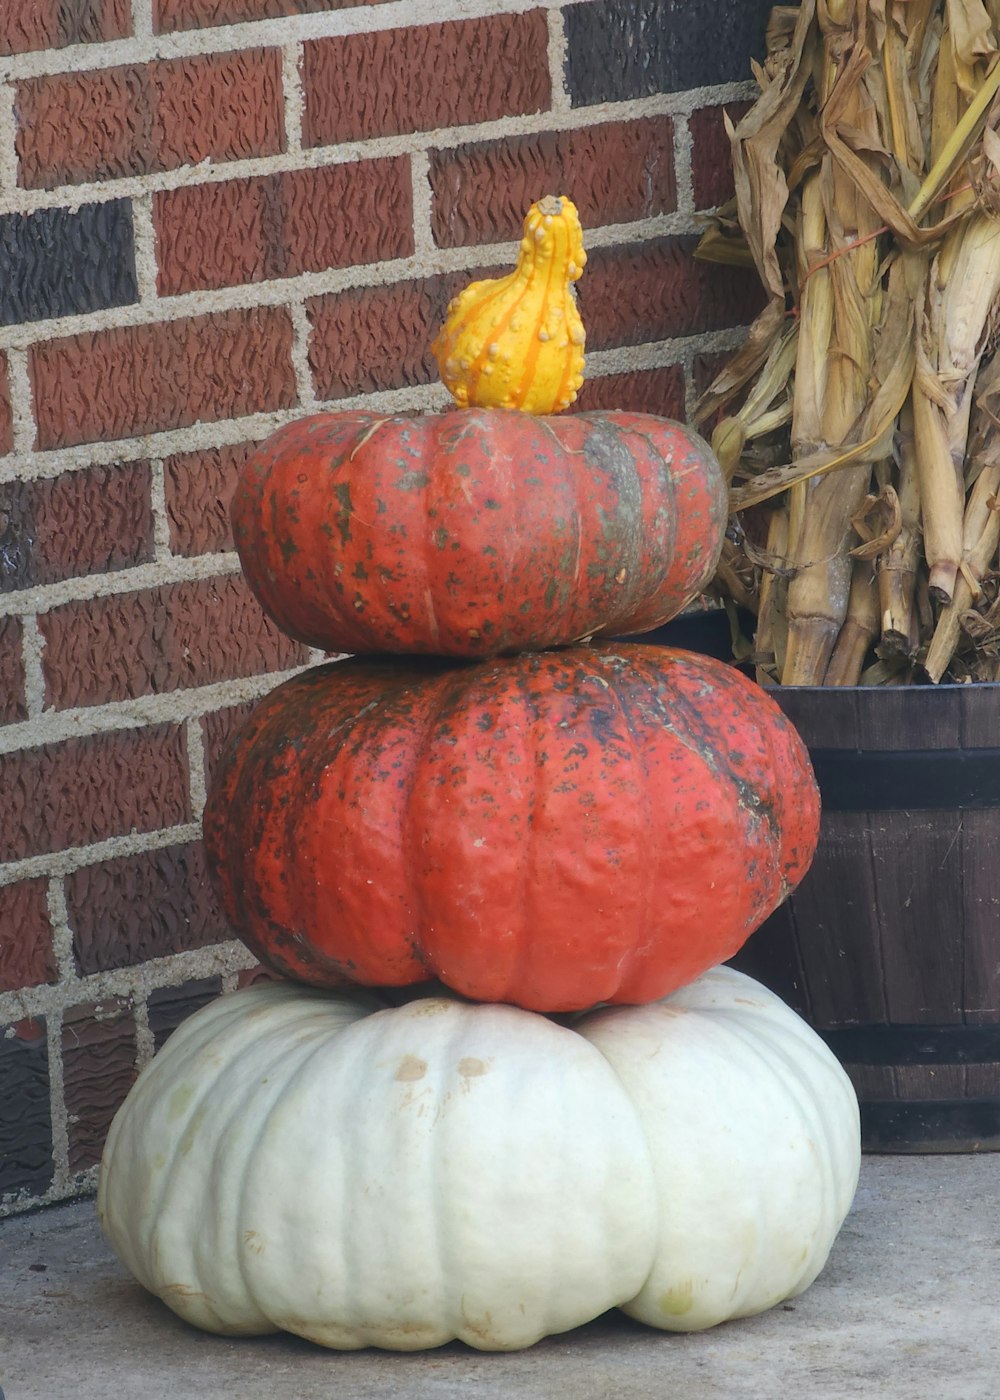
689,102,752,210
0,616,27,726
201,699,260,790
62,999,137,1173
563,0,771,105
68,841,230,975
40,575,310,710
16,50,285,191
0,201,137,328
693,349,737,399
573,365,686,419
0,725,190,863
156,0,392,36
0,1019,53,1197
0,463,153,594
582,237,767,350
164,442,256,556
0,351,12,455
2,0,131,57
30,307,297,450
148,977,223,1051
429,118,676,247
0,880,57,994
154,158,413,296
307,268,500,401
302,12,550,147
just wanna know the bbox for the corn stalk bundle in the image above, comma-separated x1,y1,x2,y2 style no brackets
696,0,1000,685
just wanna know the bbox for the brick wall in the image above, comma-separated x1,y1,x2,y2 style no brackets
1,0,769,1215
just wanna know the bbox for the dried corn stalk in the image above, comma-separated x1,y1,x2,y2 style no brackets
696,0,1000,684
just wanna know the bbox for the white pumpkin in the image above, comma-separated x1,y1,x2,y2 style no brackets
98,966,860,1351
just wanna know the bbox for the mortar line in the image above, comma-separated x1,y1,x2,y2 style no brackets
0,85,758,220
185,715,209,821
672,111,696,220
289,302,318,410
281,42,305,156
546,6,572,116
0,663,311,759
0,825,204,891
0,549,245,620
6,347,35,455
19,613,47,720
0,937,259,1025
130,192,160,306
410,149,436,259
0,210,711,351
45,877,78,984
133,995,155,1071
0,332,748,486
131,0,155,43
45,1004,71,1195
0,1,613,82
148,458,174,561
0,81,17,193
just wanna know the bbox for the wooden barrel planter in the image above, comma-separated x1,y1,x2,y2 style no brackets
635,614,1000,1153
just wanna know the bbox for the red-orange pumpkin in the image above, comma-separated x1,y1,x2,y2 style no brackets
230,408,726,657
203,645,819,1012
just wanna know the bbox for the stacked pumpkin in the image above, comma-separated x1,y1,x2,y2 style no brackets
98,198,860,1351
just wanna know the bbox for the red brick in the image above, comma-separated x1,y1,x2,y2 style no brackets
155,0,391,34
0,352,12,456
429,118,676,248
39,574,310,710
0,879,57,993
201,699,260,790
0,726,190,863
582,237,767,351
155,158,413,296
67,841,229,975
62,998,137,1172
0,464,153,591
16,50,284,191
29,307,297,450
1,0,131,57
302,12,550,148
0,616,27,726
689,102,752,211
573,365,686,420
307,268,501,401
164,442,257,556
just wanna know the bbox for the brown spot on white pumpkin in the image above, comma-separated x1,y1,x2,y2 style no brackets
458,1056,489,1078
395,1055,428,1082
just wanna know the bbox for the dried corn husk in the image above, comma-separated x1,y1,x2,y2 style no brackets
696,0,1000,684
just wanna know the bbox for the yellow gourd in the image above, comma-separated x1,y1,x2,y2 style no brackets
432,195,586,415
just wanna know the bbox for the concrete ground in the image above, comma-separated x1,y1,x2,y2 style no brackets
1,1156,998,1400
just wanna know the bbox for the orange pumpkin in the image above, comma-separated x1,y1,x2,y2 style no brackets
231,408,727,658
203,644,820,1012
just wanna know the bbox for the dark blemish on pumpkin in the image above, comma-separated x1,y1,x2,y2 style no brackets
397,470,430,491
484,499,501,511
376,499,388,514
332,482,353,546
278,535,299,564
353,562,368,581
434,527,449,549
